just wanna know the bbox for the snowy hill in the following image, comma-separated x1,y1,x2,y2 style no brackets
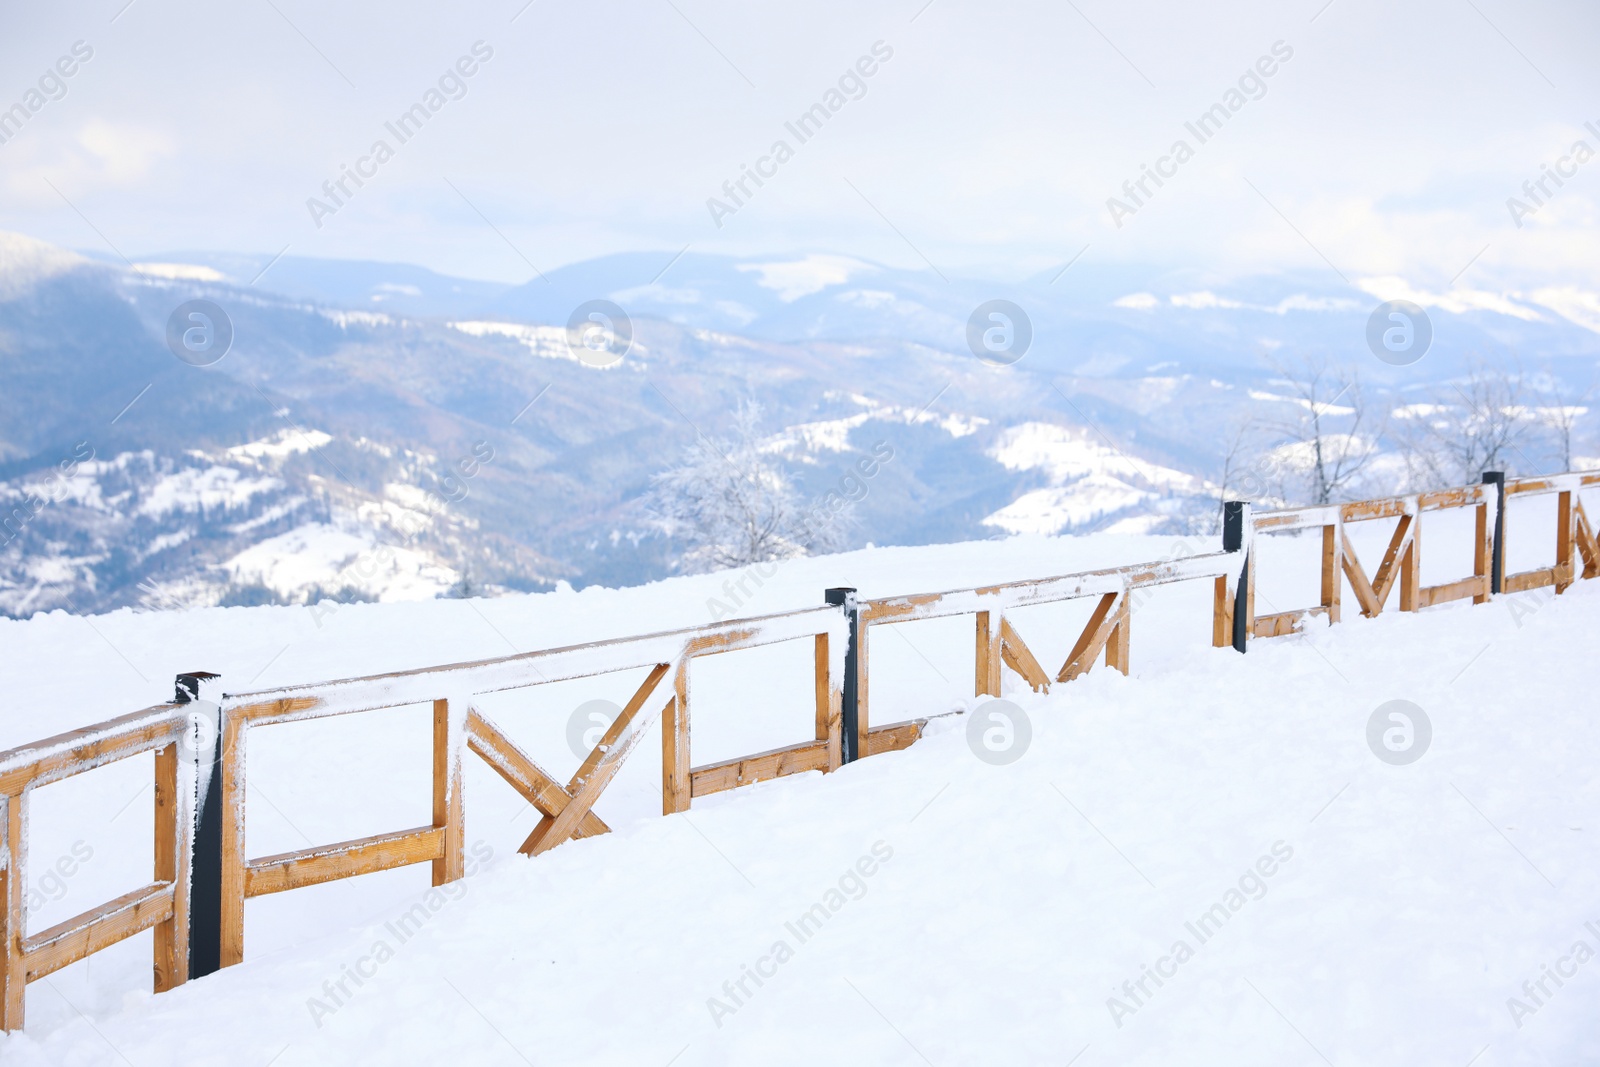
0,529,1596,1065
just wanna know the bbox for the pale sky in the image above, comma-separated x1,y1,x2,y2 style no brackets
2,0,1598,290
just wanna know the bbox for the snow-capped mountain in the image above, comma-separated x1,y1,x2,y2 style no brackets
5,230,1598,616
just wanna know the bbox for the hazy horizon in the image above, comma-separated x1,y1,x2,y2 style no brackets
4,0,1599,290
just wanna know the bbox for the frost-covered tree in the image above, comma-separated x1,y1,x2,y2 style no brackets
649,401,848,573
1397,361,1537,487
1534,373,1591,472
1261,355,1382,505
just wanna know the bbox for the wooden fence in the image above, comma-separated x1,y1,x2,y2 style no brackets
0,469,1591,1028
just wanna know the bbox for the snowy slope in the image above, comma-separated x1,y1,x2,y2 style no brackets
0,526,1596,1065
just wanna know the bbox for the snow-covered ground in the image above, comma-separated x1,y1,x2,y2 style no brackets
0,511,1595,1065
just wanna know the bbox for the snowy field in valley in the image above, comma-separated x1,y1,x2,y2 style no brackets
1,505,1596,1066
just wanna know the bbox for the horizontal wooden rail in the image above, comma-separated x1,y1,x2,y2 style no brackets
226,606,846,727
22,881,176,982
245,826,446,897
0,704,185,794
691,739,831,798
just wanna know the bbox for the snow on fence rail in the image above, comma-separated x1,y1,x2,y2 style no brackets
0,469,1594,1029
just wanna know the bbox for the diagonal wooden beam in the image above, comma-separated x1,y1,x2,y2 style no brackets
1575,499,1600,580
520,663,671,856
466,709,608,839
522,693,674,857
1369,514,1414,609
999,617,1050,692
562,663,669,797
1057,591,1122,683
1341,533,1383,617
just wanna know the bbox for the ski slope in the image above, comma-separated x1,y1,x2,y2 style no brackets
0,523,1596,1066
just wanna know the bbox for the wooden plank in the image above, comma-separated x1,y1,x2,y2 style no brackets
1342,534,1383,618
1505,567,1558,593
21,882,175,982
974,611,1002,697
1419,576,1488,608
999,617,1051,693
525,693,675,857
0,706,183,795
813,633,841,771
524,668,668,851
1105,595,1130,675
1212,574,1232,648
1474,502,1491,605
1399,531,1420,612
689,740,831,798
431,698,464,888
862,550,1236,628
219,712,247,968
245,827,444,897
1057,592,1120,682
229,696,320,724
1246,545,1257,639
1252,608,1327,638
661,667,690,817
524,664,670,854
465,710,609,838
1417,485,1482,511
1,791,23,1030
1576,499,1600,580
224,607,843,728
865,720,925,756
1558,490,1575,594
152,744,188,993
572,664,669,803
1340,496,1412,522
1321,523,1342,623
855,618,872,758
1370,515,1414,610
1253,504,1342,531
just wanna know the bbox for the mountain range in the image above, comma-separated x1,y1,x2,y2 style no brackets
2,230,1596,617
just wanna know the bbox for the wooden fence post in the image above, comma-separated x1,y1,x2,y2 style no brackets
661,661,691,815
177,672,224,980
432,698,465,886
1,789,24,1029
1222,501,1253,652
1482,471,1505,595
975,611,1003,696
1399,499,1421,612
1557,489,1575,593
1320,522,1343,623
824,588,861,764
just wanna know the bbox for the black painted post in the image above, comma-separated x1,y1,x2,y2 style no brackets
1483,470,1506,594
1222,501,1250,653
175,671,223,980
824,588,860,764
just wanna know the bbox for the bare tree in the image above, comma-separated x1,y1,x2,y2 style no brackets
649,400,848,573
1398,360,1536,487
1536,372,1591,472
1261,355,1382,504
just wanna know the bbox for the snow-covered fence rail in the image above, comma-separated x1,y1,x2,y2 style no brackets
1501,471,1600,594
5,467,1600,1029
0,700,199,1029
851,518,1254,745
1248,477,1501,637
207,606,848,973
